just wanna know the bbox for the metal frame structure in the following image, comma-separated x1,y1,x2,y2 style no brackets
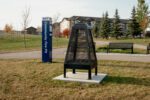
64,23,97,79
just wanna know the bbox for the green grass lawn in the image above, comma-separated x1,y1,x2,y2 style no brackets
0,59,150,100
95,37,150,46
0,34,69,53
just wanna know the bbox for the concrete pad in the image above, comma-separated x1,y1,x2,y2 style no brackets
53,72,107,84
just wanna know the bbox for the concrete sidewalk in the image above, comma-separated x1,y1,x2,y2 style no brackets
0,48,149,63
97,53,150,63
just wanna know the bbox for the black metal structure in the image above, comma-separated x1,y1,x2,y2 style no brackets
64,23,97,79
147,43,150,54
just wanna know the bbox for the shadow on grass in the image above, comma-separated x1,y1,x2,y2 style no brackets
34,61,64,64
103,75,150,86
52,61,64,64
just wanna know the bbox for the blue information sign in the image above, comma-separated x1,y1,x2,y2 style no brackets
42,17,52,62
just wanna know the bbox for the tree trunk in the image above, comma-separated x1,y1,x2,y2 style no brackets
23,31,27,48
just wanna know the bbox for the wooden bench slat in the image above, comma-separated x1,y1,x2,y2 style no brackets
109,43,133,49
107,43,134,54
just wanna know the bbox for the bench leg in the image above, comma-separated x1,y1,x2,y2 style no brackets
73,69,76,74
147,49,149,54
131,48,134,54
64,67,66,78
88,69,92,80
107,48,109,53
95,66,97,76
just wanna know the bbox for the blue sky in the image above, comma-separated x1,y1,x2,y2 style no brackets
0,0,149,30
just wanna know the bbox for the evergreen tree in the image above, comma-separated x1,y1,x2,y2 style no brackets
136,0,149,33
100,13,105,38
93,22,99,38
128,7,142,38
112,9,122,39
100,12,111,39
105,12,111,38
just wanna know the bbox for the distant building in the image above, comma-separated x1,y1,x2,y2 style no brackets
145,26,150,37
70,16,100,27
59,16,129,35
0,30,4,34
13,30,22,34
59,16,100,33
36,27,42,35
60,18,71,33
26,26,37,35
145,16,150,37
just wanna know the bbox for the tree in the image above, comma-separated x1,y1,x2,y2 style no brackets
92,22,99,38
136,0,149,34
52,13,61,23
100,12,111,39
36,26,42,34
63,28,70,38
100,13,105,38
4,24,13,33
52,13,61,37
52,13,61,48
4,24,15,39
128,7,142,38
112,9,122,39
22,6,31,48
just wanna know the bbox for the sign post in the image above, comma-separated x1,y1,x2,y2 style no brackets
42,17,52,63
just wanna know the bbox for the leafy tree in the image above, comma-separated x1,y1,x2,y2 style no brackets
136,0,149,34
112,9,122,39
100,12,111,39
128,7,142,38
4,24,13,33
4,24,15,39
63,28,70,38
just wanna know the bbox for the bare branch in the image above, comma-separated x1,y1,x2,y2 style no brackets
52,13,61,23
22,7,31,30
21,6,31,48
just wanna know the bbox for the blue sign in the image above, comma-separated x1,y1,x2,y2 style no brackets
42,17,52,63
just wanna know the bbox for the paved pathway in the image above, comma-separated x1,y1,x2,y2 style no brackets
97,53,150,63
0,48,149,63
0,48,66,59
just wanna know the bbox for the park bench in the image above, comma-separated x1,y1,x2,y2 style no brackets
107,43,134,54
147,43,150,54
